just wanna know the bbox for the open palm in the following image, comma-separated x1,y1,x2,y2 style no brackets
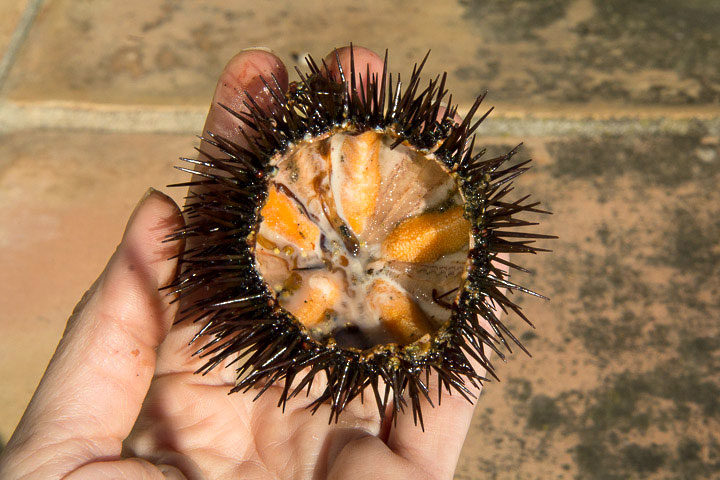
0,46,494,480
126,327,475,480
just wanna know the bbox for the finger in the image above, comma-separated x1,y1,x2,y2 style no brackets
201,48,288,156
386,381,482,480
370,94,510,475
167,47,376,379
386,254,511,479
157,48,380,381
328,435,427,480
158,49,288,380
385,95,507,474
0,189,184,479
65,458,186,480
322,45,384,91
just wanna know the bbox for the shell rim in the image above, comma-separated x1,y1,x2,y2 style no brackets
253,123,472,360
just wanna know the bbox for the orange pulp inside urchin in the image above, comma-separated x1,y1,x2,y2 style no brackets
255,129,470,350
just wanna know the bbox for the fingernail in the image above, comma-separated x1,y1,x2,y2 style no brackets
135,187,175,208
122,187,168,242
158,464,188,480
125,187,158,227
241,46,275,54
138,187,159,205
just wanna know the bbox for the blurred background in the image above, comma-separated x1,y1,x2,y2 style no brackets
0,1,718,478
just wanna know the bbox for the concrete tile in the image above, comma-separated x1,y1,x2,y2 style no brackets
0,131,189,441
4,0,719,108
457,133,720,479
0,1,29,58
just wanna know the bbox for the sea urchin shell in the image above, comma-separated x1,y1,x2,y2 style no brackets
165,49,553,428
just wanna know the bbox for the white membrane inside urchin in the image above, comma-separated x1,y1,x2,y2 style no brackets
255,130,470,349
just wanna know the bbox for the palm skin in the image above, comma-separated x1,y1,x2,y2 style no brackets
126,353,411,479
0,46,499,480
126,312,481,480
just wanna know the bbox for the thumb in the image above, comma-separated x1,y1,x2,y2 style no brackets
0,188,184,479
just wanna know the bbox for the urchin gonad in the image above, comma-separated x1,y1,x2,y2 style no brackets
166,49,553,428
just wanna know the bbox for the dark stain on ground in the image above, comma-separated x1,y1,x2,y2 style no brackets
526,394,564,431
565,241,656,363
575,250,641,304
459,0,572,41
519,330,538,344
546,131,719,187
574,0,720,103
566,362,720,478
622,443,666,474
675,438,720,480
455,62,499,85
460,0,720,103
575,441,667,479
679,334,720,367
569,311,648,363
662,206,720,278
499,352,720,478
506,377,533,402
499,129,718,476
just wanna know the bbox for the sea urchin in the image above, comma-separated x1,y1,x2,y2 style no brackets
165,49,553,429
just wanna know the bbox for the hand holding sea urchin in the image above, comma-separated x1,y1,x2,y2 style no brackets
166,48,553,428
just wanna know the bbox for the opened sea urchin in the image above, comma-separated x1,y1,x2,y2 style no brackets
166,49,553,428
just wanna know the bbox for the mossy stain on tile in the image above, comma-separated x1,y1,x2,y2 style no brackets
527,394,564,431
547,132,719,187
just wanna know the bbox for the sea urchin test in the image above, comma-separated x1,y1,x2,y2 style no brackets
166,49,554,427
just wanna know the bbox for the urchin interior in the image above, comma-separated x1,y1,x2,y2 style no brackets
255,129,469,349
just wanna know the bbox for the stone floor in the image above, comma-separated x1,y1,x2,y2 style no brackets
0,1,718,479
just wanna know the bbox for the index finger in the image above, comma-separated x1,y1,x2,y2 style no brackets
201,48,288,154
385,275,507,480
384,98,510,479
157,49,289,380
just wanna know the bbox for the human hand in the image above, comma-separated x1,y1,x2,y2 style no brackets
0,46,500,480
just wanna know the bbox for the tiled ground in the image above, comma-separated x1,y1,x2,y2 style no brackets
5,0,719,108
0,0,718,478
0,131,189,443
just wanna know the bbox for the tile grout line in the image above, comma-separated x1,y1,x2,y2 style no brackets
1,101,718,137
0,0,45,93
0,101,207,134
